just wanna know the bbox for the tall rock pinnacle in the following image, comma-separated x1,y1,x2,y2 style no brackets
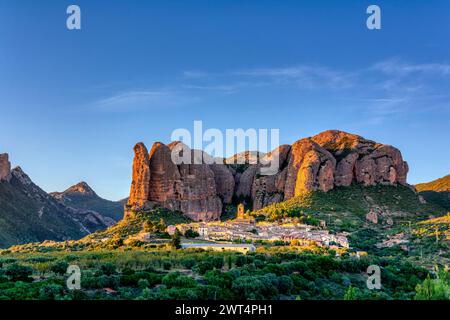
127,143,150,207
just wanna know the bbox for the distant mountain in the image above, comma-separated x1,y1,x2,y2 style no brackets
0,161,113,248
51,182,124,221
416,174,450,211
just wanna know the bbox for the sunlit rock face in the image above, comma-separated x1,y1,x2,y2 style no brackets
311,130,409,187
0,153,11,182
127,130,409,217
284,138,336,199
127,143,151,208
127,141,223,221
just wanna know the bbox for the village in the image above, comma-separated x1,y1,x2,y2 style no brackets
173,204,349,250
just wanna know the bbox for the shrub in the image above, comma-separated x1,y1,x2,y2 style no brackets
184,229,200,238
101,263,117,276
138,279,150,289
39,284,64,300
5,264,33,282
51,261,69,275
162,272,198,288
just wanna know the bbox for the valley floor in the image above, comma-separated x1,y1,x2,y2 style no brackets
0,246,439,300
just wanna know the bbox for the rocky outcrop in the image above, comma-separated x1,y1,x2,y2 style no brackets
312,130,409,187
366,210,379,224
284,139,336,199
0,153,11,182
63,181,97,196
210,163,235,204
251,145,291,210
127,141,223,221
172,143,223,221
148,142,182,204
128,143,151,207
128,130,409,218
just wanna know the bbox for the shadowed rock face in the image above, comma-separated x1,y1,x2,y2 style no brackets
251,145,291,210
0,153,11,182
210,163,235,204
127,130,409,218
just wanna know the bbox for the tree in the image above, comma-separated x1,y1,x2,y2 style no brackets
415,269,450,300
184,229,199,238
171,230,181,249
343,285,358,300
39,284,64,300
138,279,150,289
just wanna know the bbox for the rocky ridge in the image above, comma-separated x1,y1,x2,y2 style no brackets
51,182,124,222
127,130,410,221
0,155,113,247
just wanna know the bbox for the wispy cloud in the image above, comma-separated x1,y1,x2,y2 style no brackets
92,59,450,120
373,59,450,77
93,89,199,111
233,65,357,90
182,70,212,79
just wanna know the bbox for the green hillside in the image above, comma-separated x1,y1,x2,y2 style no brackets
415,175,450,211
251,184,449,266
253,185,446,232
416,174,450,192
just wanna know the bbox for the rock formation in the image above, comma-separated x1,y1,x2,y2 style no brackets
127,141,223,221
127,130,409,218
0,153,11,182
284,138,336,198
128,143,150,207
210,163,235,204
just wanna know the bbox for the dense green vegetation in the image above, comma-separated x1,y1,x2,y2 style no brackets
0,247,444,300
254,185,446,230
251,185,450,267
1,183,448,300
419,191,450,211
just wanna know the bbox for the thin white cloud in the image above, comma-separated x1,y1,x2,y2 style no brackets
181,65,357,92
374,59,450,76
182,70,213,79
93,59,450,119
93,89,199,111
235,65,357,90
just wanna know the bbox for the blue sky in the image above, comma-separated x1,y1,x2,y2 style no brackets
0,0,449,200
